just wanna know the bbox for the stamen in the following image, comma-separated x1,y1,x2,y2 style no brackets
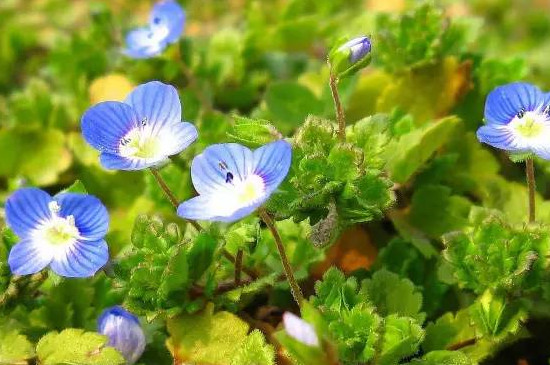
219,161,228,170
517,108,526,119
121,137,131,146
48,201,61,214
226,172,234,184
141,117,147,127
543,105,550,116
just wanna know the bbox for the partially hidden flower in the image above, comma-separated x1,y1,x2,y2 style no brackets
177,140,291,223
283,312,319,347
477,82,550,159
98,306,146,364
6,188,109,278
124,0,185,59
82,81,198,170
328,36,372,78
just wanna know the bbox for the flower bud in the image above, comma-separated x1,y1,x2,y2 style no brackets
283,312,319,347
98,306,146,364
328,36,372,78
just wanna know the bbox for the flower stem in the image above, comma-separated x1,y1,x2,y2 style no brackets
526,158,536,223
149,168,203,232
329,72,346,142
234,249,243,285
258,209,304,307
0,272,47,309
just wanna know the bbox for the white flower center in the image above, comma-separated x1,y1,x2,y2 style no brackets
119,124,162,159
35,202,80,246
234,175,265,204
510,109,550,139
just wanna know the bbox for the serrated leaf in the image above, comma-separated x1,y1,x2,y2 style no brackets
378,315,424,365
230,330,275,365
36,329,125,365
227,115,281,148
408,350,474,365
362,269,425,323
423,309,476,352
166,304,250,364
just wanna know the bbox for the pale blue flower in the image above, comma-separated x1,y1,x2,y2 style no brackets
283,312,319,347
6,188,109,278
177,140,292,223
124,0,185,59
339,36,372,64
98,306,146,364
81,81,198,170
477,82,550,159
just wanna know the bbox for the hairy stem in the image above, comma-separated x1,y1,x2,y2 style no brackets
526,158,536,223
446,337,477,351
235,249,243,285
0,272,47,309
258,209,304,307
149,168,203,232
329,72,346,141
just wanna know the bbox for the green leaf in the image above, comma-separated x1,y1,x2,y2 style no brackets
227,115,282,148
230,330,275,365
385,116,461,184
36,329,125,365
378,315,424,365
186,232,216,282
265,81,324,129
362,269,425,323
423,309,476,352
166,304,250,364
0,326,35,364
60,180,88,194
469,290,527,340
408,350,474,365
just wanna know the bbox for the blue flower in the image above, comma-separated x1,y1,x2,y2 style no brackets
177,140,292,223
477,82,550,159
6,188,109,278
81,81,198,170
124,0,185,59
98,306,146,364
339,36,372,64
283,312,319,347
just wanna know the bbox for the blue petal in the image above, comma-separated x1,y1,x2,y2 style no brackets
253,140,292,195
8,238,53,275
100,153,166,171
124,27,167,59
82,101,139,154
50,240,109,278
158,121,198,157
98,306,145,364
177,195,261,223
124,81,182,134
476,125,525,152
150,0,185,44
6,188,53,238
54,193,109,241
484,82,546,125
190,143,255,195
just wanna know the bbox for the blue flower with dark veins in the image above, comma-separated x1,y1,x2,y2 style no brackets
98,306,146,365
6,188,109,278
124,0,185,59
81,81,198,170
177,140,292,223
477,82,550,159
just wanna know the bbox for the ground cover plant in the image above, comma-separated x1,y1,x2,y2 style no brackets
1,0,550,364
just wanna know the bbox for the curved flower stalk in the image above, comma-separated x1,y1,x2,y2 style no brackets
98,306,146,364
177,140,304,306
6,188,109,278
124,0,185,59
81,81,198,171
177,140,292,222
477,82,550,223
